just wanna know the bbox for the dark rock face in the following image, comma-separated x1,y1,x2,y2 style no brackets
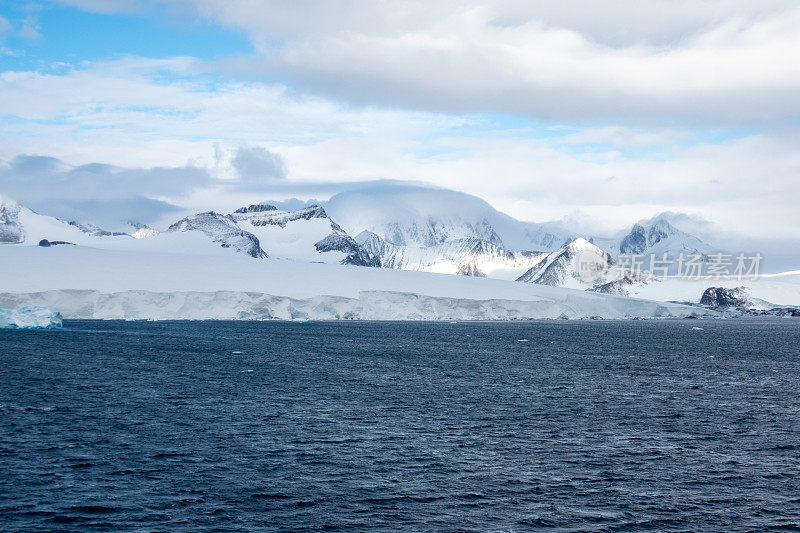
38,239,74,247
700,286,752,308
619,220,681,255
619,223,648,254
247,206,328,228
234,204,278,214
314,234,381,267
67,221,126,236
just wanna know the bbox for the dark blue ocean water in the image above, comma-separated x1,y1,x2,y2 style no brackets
2,319,800,531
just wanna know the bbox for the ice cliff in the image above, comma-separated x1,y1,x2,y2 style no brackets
0,306,62,329
0,290,706,321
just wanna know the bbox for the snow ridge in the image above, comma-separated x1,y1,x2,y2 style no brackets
233,204,379,266
167,212,266,258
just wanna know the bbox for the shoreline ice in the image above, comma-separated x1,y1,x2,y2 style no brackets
0,290,709,322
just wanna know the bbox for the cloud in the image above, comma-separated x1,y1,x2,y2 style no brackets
0,15,12,40
1,54,799,239
18,15,42,40
0,154,215,227
231,145,287,182
55,0,800,126
53,0,145,14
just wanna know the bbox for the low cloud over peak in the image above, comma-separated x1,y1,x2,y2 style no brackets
231,145,287,182
0,154,214,227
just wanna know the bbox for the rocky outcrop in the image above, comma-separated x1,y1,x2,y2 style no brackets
315,233,381,267
234,203,278,214
38,239,75,247
241,205,328,228
700,286,752,308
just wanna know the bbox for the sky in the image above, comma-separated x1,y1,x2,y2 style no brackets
1,0,799,238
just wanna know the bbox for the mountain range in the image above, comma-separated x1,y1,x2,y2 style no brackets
3,184,798,309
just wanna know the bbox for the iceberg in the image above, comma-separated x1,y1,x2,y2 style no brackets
0,306,63,329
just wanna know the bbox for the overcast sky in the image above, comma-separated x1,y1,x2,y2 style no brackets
1,0,799,237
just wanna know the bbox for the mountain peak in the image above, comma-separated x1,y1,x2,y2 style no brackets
619,216,707,255
234,203,278,214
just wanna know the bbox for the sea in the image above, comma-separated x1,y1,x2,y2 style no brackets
2,319,800,531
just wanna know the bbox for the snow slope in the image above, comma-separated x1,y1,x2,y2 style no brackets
620,272,800,308
0,195,378,266
0,195,133,247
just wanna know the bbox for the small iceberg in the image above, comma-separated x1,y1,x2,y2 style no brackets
0,306,63,329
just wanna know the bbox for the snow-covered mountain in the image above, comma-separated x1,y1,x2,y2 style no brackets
0,194,379,267
324,183,575,252
230,203,379,266
321,185,727,295
617,214,712,256
517,238,613,289
356,231,547,280
167,211,267,258
3,190,799,315
0,195,133,247
322,184,717,287
320,183,584,280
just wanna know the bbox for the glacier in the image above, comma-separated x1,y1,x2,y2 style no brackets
0,306,62,329
0,246,712,321
0,290,703,321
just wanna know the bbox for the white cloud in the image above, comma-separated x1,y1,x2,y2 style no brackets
1,54,799,239
0,154,210,226
0,15,12,40
18,15,42,40
56,0,800,125
54,0,144,14
231,145,288,181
